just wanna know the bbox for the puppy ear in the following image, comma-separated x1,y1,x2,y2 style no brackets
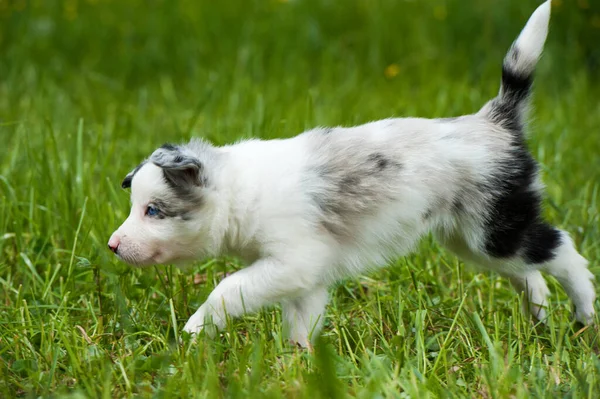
121,173,134,189
121,161,146,189
150,144,204,188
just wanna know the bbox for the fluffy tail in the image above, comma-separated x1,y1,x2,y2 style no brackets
486,1,551,130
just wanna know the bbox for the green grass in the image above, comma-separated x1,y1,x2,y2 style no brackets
1,0,600,397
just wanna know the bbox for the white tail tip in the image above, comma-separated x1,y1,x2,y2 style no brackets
508,0,552,75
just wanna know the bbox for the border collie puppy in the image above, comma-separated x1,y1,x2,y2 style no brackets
109,1,595,347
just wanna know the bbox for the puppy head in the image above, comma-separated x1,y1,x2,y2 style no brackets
108,142,217,267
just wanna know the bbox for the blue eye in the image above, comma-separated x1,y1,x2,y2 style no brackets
146,205,160,217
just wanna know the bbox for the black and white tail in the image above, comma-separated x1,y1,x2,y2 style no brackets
484,1,551,131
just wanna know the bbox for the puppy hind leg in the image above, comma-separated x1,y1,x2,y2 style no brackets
506,270,550,322
437,231,550,321
540,230,596,324
282,286,329,348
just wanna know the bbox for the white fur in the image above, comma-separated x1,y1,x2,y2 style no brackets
508,0,551,75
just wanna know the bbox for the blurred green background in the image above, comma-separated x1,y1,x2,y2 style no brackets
1,0,600,397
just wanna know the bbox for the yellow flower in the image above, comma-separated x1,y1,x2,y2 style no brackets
434,5,447,21
13,0,27,11
578,0,589,9
0,0,9,15
64,0,78,21
384,64,401,79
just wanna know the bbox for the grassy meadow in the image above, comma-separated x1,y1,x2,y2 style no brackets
1,0,600,397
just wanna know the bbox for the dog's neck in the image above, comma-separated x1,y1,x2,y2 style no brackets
203,146,262,261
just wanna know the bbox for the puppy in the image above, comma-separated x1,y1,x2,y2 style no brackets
108,1,595,347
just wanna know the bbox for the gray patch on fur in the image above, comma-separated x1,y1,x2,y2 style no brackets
150,198,197,221
151,143,204,183
366,152,402,171
448,166,497,219
148,139,221,213
304,133,404,239
423,208,433,220
452,197,466,213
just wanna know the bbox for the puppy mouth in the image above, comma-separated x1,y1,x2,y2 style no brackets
115,251,162,268
114,245,190,267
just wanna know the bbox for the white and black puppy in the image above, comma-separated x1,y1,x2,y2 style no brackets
109,1,595,347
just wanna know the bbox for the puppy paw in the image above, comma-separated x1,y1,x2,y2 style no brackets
574,307,595,326
183,318,205,336
289,338,313,352
182,305,223,340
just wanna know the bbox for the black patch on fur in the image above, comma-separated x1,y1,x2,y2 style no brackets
488,58,533,132
367,152,402,172
160,143,179,151
501,65,532,104
482,136,558,263
121,161,146,189
483,142,537,258
522,222,561,264
423,209,433,220
322,128,333,134
367,153,389,171
483,51,558,263
488,100,522,132
121,174,134,189
452,197,465,213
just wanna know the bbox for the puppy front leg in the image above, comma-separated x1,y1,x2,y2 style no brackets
183,257,318,337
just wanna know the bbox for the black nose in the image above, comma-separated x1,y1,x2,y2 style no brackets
108,243,119,254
